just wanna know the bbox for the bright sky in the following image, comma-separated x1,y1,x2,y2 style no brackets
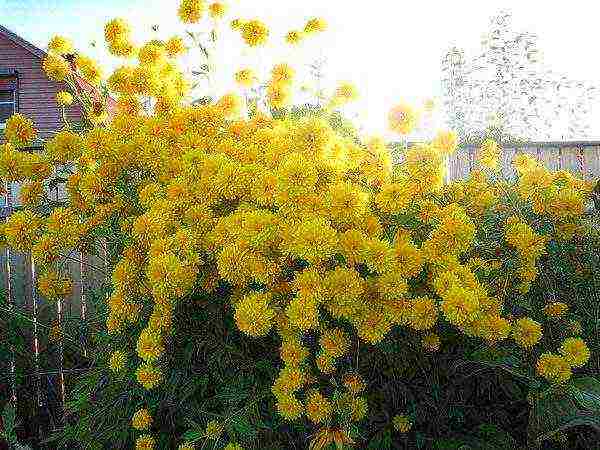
2,0,599,139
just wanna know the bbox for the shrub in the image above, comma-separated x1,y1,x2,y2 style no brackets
1,1,599,449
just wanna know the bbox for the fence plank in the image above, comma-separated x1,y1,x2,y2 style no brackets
500,146,518,180
453,147,471,180
539,146,560,171
560,147,583,175
582,146,600,180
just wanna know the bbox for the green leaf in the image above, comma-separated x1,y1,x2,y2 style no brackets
527,384,600,445
182,430,204,442
570,377,600,412
229,414,256,439
1,403,17,444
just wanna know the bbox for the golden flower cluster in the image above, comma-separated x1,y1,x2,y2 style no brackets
0,0,596,447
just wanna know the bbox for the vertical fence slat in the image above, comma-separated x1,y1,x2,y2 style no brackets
501,146,518,180
560,147,581,175
539,146,560,171
3,180,17,404
583,146,600,180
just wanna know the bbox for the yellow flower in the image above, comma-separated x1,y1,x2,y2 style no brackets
19,181,44,206
234,68,256,87
209,2,227,19
136,363,163,390
432,130,458,155
544,302,569,319
342,373,366,395
104,18,131,43
230,18,245,30
559,337,590,368
138,42,167,65
234,292,275,336
512,317,542,349
409,297,438,330
109,350,127,373
224,443,243,450
217,92,242,118
392,414,412,433
421,333,441,352
178,0,206,23
136,328,165,363
178,442,196,450
56,91,73,106
48,35,73,55
388,103,419,135
42,54,71,81
241,20,269,47
477,138,500,170
304,17,327,34
131,408,152,431
319,328,350,358
4,113,37,147
267,82,292,109
332,81,359,106
135,434,155,450
37,270,73,302
74,54,103,85
280,339,309,367
275,394,304,420
285,30,304,45
536,353,572,384
165,36,187,58
271,63,295,85
205,420,223,439
306,390,332,424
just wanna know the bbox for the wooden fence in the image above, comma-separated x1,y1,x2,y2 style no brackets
445,141,600,181
0,141,599,447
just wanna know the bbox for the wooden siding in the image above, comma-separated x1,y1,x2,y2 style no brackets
0,32,83,141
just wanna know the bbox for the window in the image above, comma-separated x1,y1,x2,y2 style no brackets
0,76,17,128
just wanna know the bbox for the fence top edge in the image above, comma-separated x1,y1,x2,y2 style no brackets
405,140,600,148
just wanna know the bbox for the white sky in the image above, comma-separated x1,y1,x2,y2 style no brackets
3,0,600,139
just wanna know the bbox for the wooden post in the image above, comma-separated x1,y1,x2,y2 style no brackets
4,180,16,405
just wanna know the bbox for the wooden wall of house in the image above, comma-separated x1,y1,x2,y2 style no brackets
0,32,83,142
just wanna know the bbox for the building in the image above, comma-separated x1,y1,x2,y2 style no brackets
0,24,87,142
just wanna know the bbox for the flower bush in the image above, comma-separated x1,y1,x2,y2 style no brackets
1,1,600,449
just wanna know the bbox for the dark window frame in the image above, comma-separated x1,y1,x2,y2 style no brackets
0,69,18,128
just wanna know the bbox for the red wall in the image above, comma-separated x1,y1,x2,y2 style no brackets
0,33,83,143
